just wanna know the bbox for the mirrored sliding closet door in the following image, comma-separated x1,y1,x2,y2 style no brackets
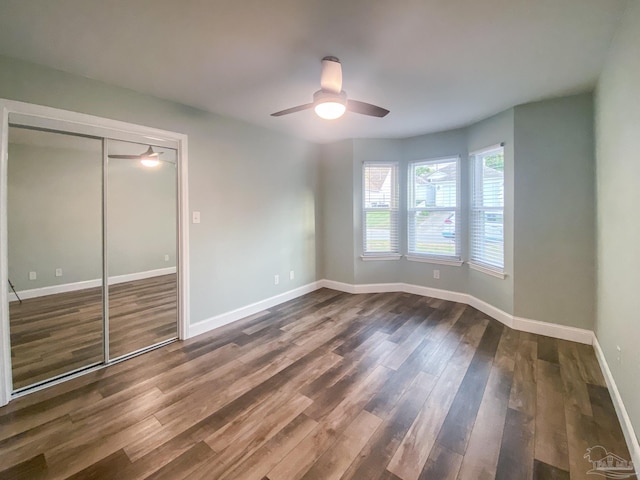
4,112,181,395
106,139,178,360
7,126,104,390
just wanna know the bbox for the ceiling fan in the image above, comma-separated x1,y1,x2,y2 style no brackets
271,56,390,120
108,146,164,167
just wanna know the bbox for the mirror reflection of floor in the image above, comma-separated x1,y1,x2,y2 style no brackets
9,274,177,390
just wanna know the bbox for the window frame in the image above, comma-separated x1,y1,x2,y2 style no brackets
406,156,461,262
469,144,505,276
362,161,400,259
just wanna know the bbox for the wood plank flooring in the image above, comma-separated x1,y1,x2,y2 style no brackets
0,289,634,480
9,274,177,389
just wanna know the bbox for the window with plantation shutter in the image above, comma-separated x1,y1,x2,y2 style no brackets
470,145,505,273
407,157,460,261
363,162,399,257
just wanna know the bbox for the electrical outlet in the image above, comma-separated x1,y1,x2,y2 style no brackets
192,211,201,224
274,274,279,285
29,271,37,281
164,254,170,262
290,270,295,280
55,268,63,277
433,269,440,279
616,345,622,365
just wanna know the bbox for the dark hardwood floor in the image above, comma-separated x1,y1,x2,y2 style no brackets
9,274,177,389
0,289,634,480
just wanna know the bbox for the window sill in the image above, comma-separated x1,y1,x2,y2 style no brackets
405,255,463,267
468,262,506,279
360,255,402,262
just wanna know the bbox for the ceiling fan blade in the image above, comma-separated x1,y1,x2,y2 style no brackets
320,56,342,94
108,146,165,159
108,154,143,159
347,100,390,118
270,103,314,117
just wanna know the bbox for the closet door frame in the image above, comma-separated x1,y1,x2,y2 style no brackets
0,99,190,406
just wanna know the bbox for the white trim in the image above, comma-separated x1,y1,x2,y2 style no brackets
360,255,402,262
469,143,505,157
408,154,462,163
354,282,402,294
8,267,177,302
468,261,506,279
177,137,189,342
187,281,321,338
0,99,189,406
593,337,640,469
405,255,463,266
468,295,515,328
6,104,182,147
512,316,594,345
400,282,469,303
318,279,358,294
0,105,11,406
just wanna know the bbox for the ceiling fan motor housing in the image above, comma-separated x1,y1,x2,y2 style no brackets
320,57,343,93
313,89,347,107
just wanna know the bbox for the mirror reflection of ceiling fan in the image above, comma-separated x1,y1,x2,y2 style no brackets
108,146,164,167
271,56,390,120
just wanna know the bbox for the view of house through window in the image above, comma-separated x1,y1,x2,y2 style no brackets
470,145,505,270
408,157,459,259
363,162,399,255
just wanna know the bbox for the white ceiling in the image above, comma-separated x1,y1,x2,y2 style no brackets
0,0,628,143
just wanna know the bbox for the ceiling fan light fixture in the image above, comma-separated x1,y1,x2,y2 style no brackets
314,101,346,120
140,157,160,167
313,90,347,120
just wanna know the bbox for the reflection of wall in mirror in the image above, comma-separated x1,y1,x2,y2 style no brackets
7,142,177,295
107,155,177,279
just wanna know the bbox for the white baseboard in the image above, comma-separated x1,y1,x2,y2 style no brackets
593,337,640,470
316,279,593,345
187,281,321,338
400,283,469,304
109,267,176,285
9,266,176,302
465,295,515,328
317,279,359,294
512,316,595,345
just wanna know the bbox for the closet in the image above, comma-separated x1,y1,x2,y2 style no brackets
1,104,185,398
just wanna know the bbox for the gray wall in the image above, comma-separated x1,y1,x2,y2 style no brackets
514,94,596,329
317,140,355,284
8,143,102,290
107,155,177,278
595,0,640,445
0,54,319,324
